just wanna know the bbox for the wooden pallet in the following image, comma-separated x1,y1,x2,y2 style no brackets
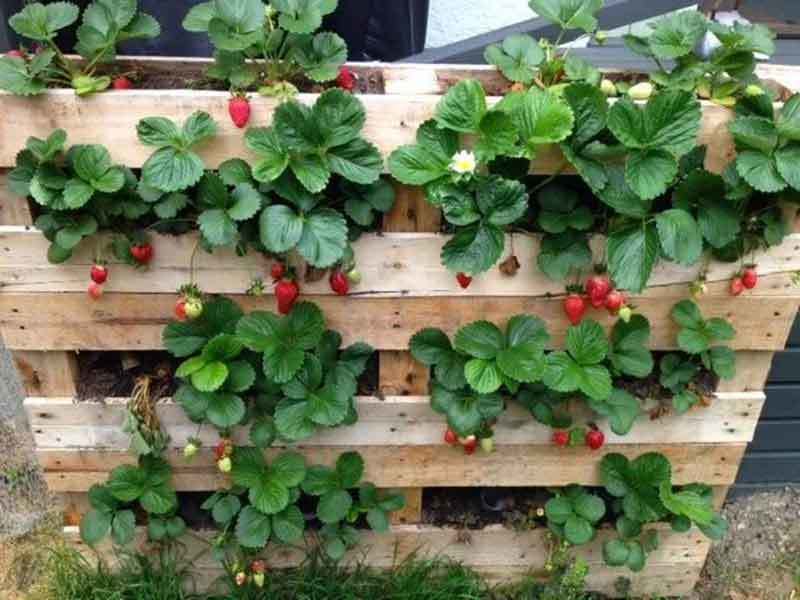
2,59,799,597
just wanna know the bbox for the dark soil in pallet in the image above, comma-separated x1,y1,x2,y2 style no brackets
422,487,550,530
76,351,177,401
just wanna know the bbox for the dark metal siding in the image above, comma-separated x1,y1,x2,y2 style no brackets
734,317,800,495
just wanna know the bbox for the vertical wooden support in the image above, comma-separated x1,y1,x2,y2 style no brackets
381,183,441,524
13,351,79,397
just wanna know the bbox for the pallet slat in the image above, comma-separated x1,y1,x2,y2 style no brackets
1,292,795,352
4,228,799,297
24,392,765,450
38,441,746,490
62,523,708,597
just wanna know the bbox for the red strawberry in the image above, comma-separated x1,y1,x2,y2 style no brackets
336,67,357,92
729,276,744,296
130,243,153,265
174,299,187,321
270,262,285,281
228,95,251,128
462,436,478,455
90,264,108,284
444,428,458,445
214,439,232,460
604,289,625,314
741,267,758,290
585,275,611,308
87,281,103,300
275,279,299,314
112,76,132,90
7,50,25,59
585,429,605,450
329,270,349,296
563,294,586,325
552,430,569,447
456,272,472,289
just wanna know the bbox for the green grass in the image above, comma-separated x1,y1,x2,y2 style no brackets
35,546,196,600
36,546,593,600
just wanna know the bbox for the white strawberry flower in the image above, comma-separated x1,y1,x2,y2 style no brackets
450,150,477,175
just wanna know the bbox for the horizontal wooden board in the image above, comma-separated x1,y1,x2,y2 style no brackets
24,392,765,450
4,228,800,298
0,90,737,174
38,442,746,491
62,523,708,597
0,292,796,352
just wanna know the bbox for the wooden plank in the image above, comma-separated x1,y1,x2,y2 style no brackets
0,91,739,173
378,351,430,396
716,351,775,392
12,351,78,397
1,292,796,352
382,183,441,233
0,171,32,226
61,523,708,597
23,392,766,450
3,229,800,298
38,443,746,490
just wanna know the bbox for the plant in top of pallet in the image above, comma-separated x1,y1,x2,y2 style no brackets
545,451,727,573
0,0,160,96
182,0,347,95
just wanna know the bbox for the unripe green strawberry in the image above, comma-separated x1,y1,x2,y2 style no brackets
183,440,199,459
480,436,495,454
745,84,765,97
600,78,617,97
217,456,232,473
618,306,633,323
347,268,362,284
595,31,608,44
185,298,203,320
253,572,265,588
628,81,653,101
235,571,247,586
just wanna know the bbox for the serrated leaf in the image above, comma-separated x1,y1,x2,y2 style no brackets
484,34,544,84
435,79,487,133
607,222,659,293
648,11,708,59
529,0,602,32
655,209,702,266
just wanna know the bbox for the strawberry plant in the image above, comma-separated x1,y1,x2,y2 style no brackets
0,0,159,96
182,0,346,92
623,11,775,104
729,93,800,193
671,299,736,381
301,451,405,559
544,485,606,545
484,0,603,88
137,111,218,193
195,171,264,249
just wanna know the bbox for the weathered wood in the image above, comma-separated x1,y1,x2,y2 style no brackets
12,351,78,397
382,183,442,233
62,523,708,597
1,292,796,352
378,351,430,396
0,171,32,226
4,229,800,298
0,91,739,173
716,351,776,392
38,442,746,491
23,392,766,450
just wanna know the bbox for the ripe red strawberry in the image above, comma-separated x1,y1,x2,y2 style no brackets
174,299,187,321
275,279,299,314
585,275,611,308
742,267,758,290
552,430,569,447
563,294,586,325
214,438,232,460
462,436,478,455
585,429,605,450
337,67,356,92
270,262,285,281
604,289,625,314
112,76,132,90
90,264,108,284
7,49,25,59
228,95,251,128
456,272,472,289
444,428,458,445
130,243,153,265
329,270,349,296
729,276,744,296
87,281,103,300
